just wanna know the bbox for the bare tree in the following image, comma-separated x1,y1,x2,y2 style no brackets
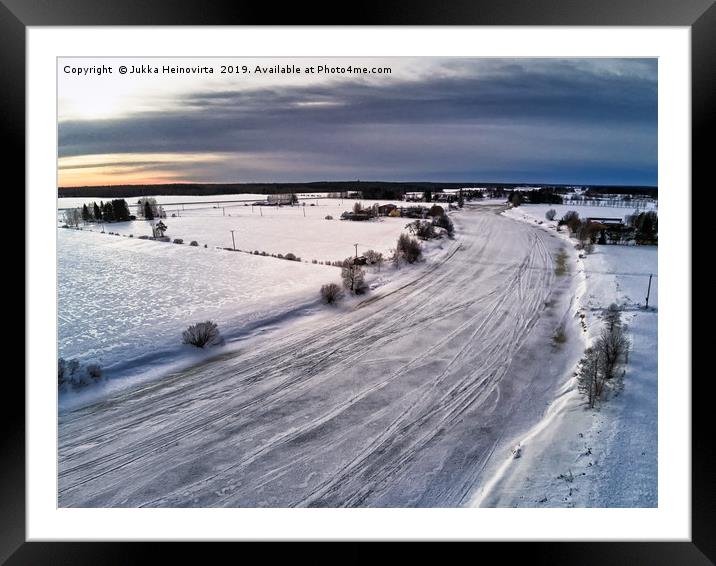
577,347,604,409
363,249,384,271
394,233,422,265
597,324,630,381
341,259,366,294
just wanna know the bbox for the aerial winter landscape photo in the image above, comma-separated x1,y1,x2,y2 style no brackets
57,57,658,509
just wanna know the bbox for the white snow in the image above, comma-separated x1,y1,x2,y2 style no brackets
61,198,408,261
58,228,343,407
58,204,580,507
470,205,657,507
57,201,657,508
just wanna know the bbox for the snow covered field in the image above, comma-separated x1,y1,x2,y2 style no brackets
61,198,407,261
57,199,657,508
472,206,658,507
506,202,656,226
58,228,343,406
58,204,582,507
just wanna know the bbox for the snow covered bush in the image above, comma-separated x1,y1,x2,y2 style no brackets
545,209,557,221
284,253,297,261
552,323,567,345
406,220,437,240
182,321,222,348
173,238,184,244
320,282,344,304
433,214,454,237
190,240,199,246
325,215,333,220
85,363,102,380
394,233,422,265
59,358,102,388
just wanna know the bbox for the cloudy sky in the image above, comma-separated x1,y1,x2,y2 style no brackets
58,57,657,187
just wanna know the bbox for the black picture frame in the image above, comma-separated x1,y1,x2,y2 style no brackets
8,0,711,563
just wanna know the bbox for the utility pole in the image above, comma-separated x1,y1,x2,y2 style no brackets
230,230,236,251
303,207,306,217
645,273,653,309
354,243,358,259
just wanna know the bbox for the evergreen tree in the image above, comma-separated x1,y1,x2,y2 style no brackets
93,202,102,221
111,199,131,221
102,201,115,222
144,200,154,220
81,204,91,222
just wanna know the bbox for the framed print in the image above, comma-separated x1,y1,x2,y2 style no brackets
8,0,712,562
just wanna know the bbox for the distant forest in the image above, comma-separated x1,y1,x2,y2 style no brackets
58,181,658,201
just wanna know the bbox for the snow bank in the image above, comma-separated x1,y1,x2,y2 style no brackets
471,207,657,507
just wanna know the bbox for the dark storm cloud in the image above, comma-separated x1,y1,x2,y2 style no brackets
59,59,657,184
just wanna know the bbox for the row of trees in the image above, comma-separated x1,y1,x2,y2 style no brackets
83,199,131,222
577,304,631,408
509,189,564,207
63,199,132,226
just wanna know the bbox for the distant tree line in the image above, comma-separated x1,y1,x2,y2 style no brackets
66,199,132,225
58,181,657,201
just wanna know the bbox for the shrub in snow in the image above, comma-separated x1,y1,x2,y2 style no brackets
284,253,297,261
129,234,133,238
545,209,557,221
58,358,81,387
552,324,567,345
312,259,318,264
325,215,333,220
190,241,199,246
433,214,454,237
406,220,437,240
428,204,445,218
139,235,149,240
182,321,222,348
394,233,422,265
320,282,344,304
254,250,260,255
58,358,67,386
560,210,581,233
277,253,284,259
85,363,102,380
173,238,184,244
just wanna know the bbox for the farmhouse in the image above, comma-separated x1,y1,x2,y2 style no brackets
267,194,295,205
377,203,397,216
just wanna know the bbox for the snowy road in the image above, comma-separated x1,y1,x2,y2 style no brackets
59,205,576,507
